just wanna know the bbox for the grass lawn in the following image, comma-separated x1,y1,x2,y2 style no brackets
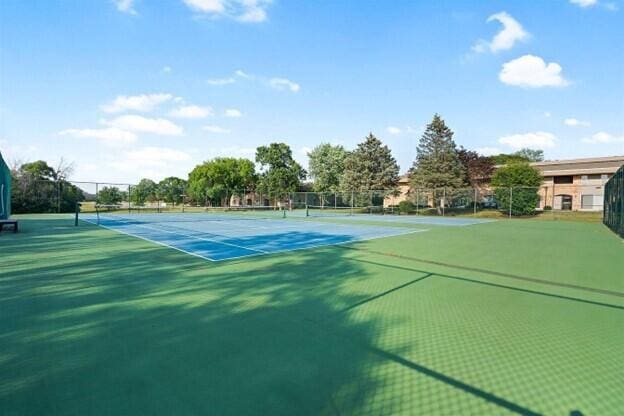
1,215,623,415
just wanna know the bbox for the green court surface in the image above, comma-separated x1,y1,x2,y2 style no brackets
1,215,623,415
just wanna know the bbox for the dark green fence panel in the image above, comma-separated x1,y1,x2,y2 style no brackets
603,166,624,238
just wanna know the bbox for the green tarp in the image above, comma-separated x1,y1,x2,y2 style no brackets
0,151,10,220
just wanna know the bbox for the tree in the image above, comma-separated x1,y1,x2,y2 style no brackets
513,148,544,162
491,148,544,165
97,186,123,206
256,143,306,202
491,162,542,216
410,114,465,190
20,160,57,180
341,133,399,191
158,177,187,205
10,160,83,214
307,143,348,192
130,178,157,206
457,147,494,187
187,158,257,206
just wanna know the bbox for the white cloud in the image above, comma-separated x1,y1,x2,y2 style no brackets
124,147,191,166
476,147,503,156
169,105,213,119
472,12,529,54
203,125,231,134
499,55,569,88
104,115,184,136
113,0,137,14
207,77,236,85
224,108,243,118
498,131,557,150
101,93,173,113
182,0,271,23
59,127,137,146
235,69,252,79
105,146,194,182
543,112,552,118
268,78,300,92
162,66,172,73
581,132,624,144
570,0,598,7
564,118,591,127
387,126,402,135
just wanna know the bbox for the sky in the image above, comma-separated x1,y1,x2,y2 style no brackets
1,0,623,184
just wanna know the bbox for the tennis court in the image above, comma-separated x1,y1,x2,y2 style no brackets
2,215,623,415
298,206,495,226
79,209,426,261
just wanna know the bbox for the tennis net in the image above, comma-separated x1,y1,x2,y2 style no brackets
305,205,388,217
88,204,285,225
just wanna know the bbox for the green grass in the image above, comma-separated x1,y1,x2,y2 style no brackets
1,215,623,415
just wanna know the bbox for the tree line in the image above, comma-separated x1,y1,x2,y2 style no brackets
9,114,544,215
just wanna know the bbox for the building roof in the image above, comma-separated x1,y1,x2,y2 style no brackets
530,155,624,176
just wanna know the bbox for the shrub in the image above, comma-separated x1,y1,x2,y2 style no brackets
543,205,552,211
398,200,415,214
491,162,542,216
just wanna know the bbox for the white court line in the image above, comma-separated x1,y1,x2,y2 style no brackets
98,215,269,254
83,216,429,262
80,218,217,262
210,228,430,262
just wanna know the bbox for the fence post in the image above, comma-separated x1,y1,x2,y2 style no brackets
57,181,61,213
128,185,131,214
509,187,513,219
473,187,477,215
442,188,446,217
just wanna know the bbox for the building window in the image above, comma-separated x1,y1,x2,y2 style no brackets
601,174,609,182
589,174,601,180
581,195,594,209
581,175,588,182
554,176,573,184
561,195,572,210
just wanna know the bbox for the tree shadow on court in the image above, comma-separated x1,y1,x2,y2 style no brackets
3,217,609,415
1,218,396,415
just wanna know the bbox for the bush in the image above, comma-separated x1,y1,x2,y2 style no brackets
491,162,542,217
543,205,552,211
398,200,415,214
494,187,540,216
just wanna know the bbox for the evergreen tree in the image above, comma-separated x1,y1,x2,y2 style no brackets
341,133,399,191
410,114,465,191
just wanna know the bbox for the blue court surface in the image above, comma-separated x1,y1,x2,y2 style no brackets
299,212,495,226
81,212,426,261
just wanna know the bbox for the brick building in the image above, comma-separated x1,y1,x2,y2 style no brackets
386,155,624,211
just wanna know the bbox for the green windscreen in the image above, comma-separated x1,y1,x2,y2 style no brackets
603,165,623,238
0,151,10,220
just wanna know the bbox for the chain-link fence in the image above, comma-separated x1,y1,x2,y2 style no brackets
603,166,623,237
9,179,609,220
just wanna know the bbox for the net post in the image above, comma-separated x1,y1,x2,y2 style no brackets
74,202,80,226
128,184,131,214
442,187,446,217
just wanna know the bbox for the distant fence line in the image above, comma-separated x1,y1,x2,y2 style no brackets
10,179,606,217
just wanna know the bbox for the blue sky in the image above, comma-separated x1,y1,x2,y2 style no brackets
1,0,622,183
